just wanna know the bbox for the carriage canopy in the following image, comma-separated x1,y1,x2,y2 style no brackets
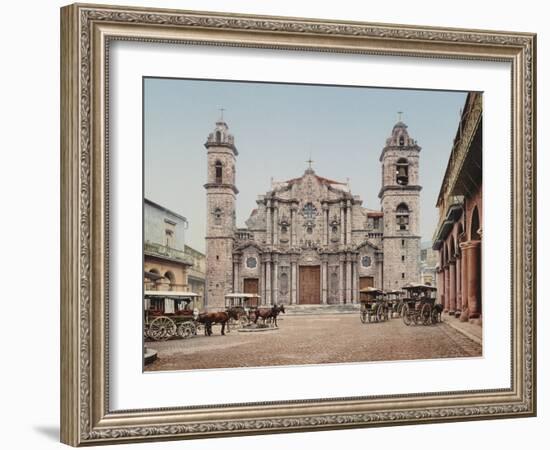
224,293,261,308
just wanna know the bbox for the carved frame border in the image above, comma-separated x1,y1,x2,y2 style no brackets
60,3,536,446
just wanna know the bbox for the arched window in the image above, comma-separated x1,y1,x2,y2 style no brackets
470,205,481,240
214,208,223,225
215,130,222,143
396,158,409,185
163,271,175,281
396,203,410,231
399,135,405,146
302,203,317,220
164,271,176,286
215,160,223,184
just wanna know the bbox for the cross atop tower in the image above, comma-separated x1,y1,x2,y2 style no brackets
397,111,404,122
219,107,226,121
306,155,314,169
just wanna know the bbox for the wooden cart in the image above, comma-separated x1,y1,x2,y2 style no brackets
144,290,201,341
224,293,261,328
359,287,390,323
400,284,439,326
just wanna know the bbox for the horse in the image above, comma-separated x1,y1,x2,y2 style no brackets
196,311,232,336
254,304,285,327
433,303,444,323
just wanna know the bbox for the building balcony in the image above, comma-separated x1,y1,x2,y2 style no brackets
432,195,464,250
235,229,253,241
144,241,194,266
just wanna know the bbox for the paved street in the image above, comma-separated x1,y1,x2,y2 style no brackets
145,314,482,371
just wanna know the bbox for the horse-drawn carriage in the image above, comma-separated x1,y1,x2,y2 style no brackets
386,290,405,317
224,293,261,328
359,287,391,323
400,284,441,326
144,290,201,341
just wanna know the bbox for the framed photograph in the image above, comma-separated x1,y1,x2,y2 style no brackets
60,3,536,446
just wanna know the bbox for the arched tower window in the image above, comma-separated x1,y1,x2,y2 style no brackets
215,160,223,184
396,158,409,185
399,135,405,146
470,205,481,240
215,130,222,143
396,203,410,231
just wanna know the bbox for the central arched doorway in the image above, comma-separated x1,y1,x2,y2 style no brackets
299,266,320,304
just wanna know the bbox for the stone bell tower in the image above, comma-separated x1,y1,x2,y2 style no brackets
204,115,238,310
379,117,422,290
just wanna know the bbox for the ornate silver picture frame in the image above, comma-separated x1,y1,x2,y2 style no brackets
60,3,536,446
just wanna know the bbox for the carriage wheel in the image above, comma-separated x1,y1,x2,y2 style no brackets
420,304,432,325
360,310,367,324
148,317,176,341
194,322,204,335
176,322,194,339
402,305,412,326
397,303,404,317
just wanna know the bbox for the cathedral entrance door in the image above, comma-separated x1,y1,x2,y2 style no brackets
243,278,259,295
359,276,375,290
299,266,321,304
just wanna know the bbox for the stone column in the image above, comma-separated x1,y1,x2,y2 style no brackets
260,261,266,304
436,266,444,306
455,255,462,317
340,202,345,244
352,257,358,303
290,207,295,247
323,204,329,246
156,278,170,291
272,253,279,305
338,255,345,304
346,255,352,304
290,255,298,305
449,259,456,315
459,247,469,321
265,256,272,305
461,240,481,320
346,200,352,245
266,200,272,245
444,264,450,312
232,255,240,293
321,254,328,304
273,202,279,245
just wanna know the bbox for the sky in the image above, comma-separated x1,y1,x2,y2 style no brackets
144,78,468,253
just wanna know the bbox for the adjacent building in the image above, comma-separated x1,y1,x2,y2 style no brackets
432,92,482,324
184,244,206,298
420,241,438,286
204,117,422,309
143,198,193,293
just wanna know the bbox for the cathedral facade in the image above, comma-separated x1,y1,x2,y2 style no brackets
204,118,422,309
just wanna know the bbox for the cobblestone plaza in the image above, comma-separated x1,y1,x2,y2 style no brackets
145,314,481,372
